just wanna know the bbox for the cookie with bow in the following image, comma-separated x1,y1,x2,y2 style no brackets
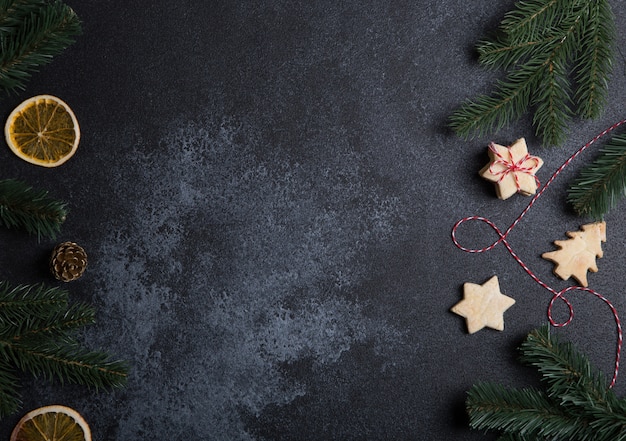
480,138,543,200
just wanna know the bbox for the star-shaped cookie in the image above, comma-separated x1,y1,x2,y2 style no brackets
479,138,543,200
451,275,515,334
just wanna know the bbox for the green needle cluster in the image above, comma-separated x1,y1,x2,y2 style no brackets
449,0,615,147
466,326,626,440
0,0,81,94
0,178,67,239
0,282,128,417
568,134,626,220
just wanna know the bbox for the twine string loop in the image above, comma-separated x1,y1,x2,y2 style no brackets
451,216,505,254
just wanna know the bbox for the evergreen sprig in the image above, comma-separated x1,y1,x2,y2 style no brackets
0,0,81,93
466,326,626,440
0,281,128,417
0,178,67,239
568,134,626,220
449,0,615,146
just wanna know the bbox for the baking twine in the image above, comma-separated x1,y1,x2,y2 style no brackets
488,142,542,191
452,119,626,388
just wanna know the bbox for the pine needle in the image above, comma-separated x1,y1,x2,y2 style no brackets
0,282,69,336
466,326,626,440
0,281,129,417
520,327,614,410
449,0,615,146
5,338,129,390
573,0,614,119
467,382,586,439
0,359,20,416
567,134,626,219
0,1,47,33
0,178,67,239
0,0,81,93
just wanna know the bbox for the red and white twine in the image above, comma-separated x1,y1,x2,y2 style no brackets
488,142,542,191
452,119,626,388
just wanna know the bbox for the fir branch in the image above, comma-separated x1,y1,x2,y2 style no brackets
0,282,68,334
447,61,543,139
467,382,591,439
0,0,47,33
500,0,567,37
0,359,21,416
465,326,626,440
520,327,619,413
449,0,615,146
4,338,128,390
531,55,572,146
567,134,626,219
0,178,67,239
6,301,95,340
573,0,614,119
476,34,556,70
0,281,129,417
0,0,81,93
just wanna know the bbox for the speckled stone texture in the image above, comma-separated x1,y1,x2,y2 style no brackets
1,1,626,440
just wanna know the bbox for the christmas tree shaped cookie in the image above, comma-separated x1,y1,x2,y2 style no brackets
480,138,543,200
542,221,606,287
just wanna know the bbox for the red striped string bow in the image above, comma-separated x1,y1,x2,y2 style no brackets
487,141,542,191
452,119,626,388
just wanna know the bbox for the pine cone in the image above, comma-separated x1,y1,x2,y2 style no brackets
50,242,87,282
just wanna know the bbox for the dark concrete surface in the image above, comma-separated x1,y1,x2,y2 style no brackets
1,1,626,440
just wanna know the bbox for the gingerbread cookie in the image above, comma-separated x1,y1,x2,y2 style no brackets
451,275,516,334
480,138,543,200
542,221,606,287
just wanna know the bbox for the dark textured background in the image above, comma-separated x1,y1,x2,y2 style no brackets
0,1,626,440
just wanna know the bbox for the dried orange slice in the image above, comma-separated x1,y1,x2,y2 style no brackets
5,95,80,167
10,405,91,441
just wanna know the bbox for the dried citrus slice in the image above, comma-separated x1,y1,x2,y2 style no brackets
10,405,91,441
5,95,80,167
